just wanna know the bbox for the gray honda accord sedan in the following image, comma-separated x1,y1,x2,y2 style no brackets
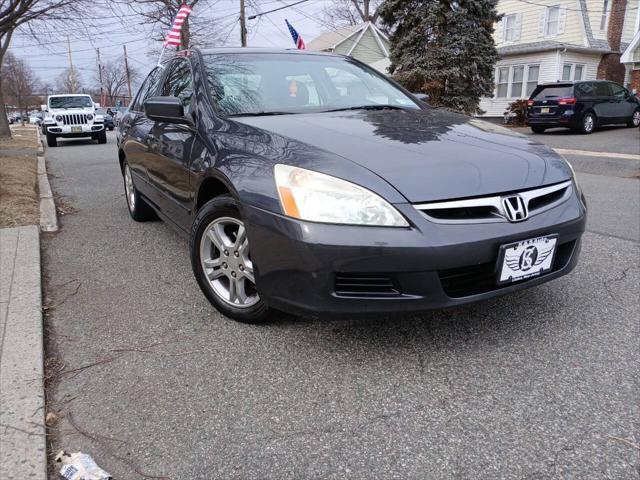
117,48,586,323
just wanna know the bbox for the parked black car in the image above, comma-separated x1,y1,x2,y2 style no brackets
95,108,114,130
526,80,640,134
117,48,586,323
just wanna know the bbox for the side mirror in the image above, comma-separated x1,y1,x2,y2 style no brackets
144,96,189,124
413,92,429,101
41,104,47,111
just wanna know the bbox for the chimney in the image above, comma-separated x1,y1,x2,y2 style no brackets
596,0,627,82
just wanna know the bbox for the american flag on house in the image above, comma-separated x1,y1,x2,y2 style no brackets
285,19,306,50
164,4,193,48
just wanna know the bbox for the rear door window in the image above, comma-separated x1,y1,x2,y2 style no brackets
594,82,611,97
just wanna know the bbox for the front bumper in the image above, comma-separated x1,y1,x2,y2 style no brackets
46,123,104,135
244,192,586,318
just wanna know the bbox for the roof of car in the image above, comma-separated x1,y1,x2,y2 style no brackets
538,80,611,86
191,47,340,57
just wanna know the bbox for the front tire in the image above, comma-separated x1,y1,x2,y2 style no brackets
97,129,107,144
123,163,155,221
530,126,546,134
46,131,57,147
190,195,272,323
627,108,640,128
580,113,596,134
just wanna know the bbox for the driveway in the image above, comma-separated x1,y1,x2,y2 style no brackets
43,130,639,479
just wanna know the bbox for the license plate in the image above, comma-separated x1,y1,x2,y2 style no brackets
540,107,550,114
497,235,558,285
71,126,82,133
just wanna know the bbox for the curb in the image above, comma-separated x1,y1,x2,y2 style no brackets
0,225,47,480
36,129,58,232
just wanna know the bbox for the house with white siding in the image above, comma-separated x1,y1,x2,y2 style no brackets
307,22,391,73
480,0,639,117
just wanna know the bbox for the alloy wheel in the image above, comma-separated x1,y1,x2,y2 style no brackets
633,111,640,127
124,165,136,211
583,115,594,132
199,217,259,308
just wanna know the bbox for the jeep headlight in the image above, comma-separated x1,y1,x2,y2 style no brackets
55,115,63,122
87,113,93,121
274,164,408,227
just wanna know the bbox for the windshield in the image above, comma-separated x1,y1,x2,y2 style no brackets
49,96,93,109
203,53,419,116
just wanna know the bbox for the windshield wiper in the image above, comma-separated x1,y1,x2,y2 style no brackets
227,111,294,117
323,105,408,113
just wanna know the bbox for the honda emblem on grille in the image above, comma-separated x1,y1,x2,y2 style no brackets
502,195,528,222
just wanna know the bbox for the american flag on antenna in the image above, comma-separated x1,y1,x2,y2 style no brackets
163,4,193,47
285,19,306,50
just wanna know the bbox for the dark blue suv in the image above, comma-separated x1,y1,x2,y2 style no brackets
526,80,640,134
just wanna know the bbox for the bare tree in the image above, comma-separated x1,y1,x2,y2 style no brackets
2,52,40,124
112,0,222,50
322,0,382,29
97,58,138,106
0,0,96,138
55,67,83,94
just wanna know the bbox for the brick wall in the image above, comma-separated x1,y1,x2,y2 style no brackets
630,70,640,93
597,0,627,82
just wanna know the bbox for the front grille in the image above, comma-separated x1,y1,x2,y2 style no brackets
62,114,88,125
438,240,577,298
414,181,572,224
334,273,400,297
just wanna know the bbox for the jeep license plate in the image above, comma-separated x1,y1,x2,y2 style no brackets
71,126,82,133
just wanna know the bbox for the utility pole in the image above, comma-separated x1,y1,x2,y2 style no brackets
97,48,105,106
240,0,247,47
123,45,133,106
67,36,77,93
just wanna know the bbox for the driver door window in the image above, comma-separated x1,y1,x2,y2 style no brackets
163,60,194,114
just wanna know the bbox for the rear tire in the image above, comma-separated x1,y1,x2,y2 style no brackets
123,163,156,221
627,108,640,128
46,131,57,147
190,195,273,324
97,130,107,144
580,113,596,134
530,126,546,134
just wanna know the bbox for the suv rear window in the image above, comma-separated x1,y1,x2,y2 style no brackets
531,85,573,100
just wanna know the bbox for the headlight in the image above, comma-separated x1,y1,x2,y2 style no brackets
87,114,94,121
55,115,63,122
274,164,408,227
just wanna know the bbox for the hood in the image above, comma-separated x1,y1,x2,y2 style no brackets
234,108,572,203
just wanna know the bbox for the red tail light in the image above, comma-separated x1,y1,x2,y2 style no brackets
558,97,577,105
527,99,534,106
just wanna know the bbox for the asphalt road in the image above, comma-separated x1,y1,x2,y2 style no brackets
43,128,639,479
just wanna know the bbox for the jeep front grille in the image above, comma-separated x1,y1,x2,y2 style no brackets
413,180,573,224
62,114,88,125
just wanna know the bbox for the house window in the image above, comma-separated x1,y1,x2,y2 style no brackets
562,63,585,81
526,66,540,96
546,5,561,36
600,0,609,30
495,64,540,99
512,66,524,97
503,14,521,42
497,67,509,97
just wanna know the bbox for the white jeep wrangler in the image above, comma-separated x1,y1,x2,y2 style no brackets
42,94,106,147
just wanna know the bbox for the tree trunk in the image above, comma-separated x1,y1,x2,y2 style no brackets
0,39,12,139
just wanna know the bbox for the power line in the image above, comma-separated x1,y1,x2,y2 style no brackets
248,0,311,20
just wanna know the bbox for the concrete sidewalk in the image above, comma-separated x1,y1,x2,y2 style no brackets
0,226,46,480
